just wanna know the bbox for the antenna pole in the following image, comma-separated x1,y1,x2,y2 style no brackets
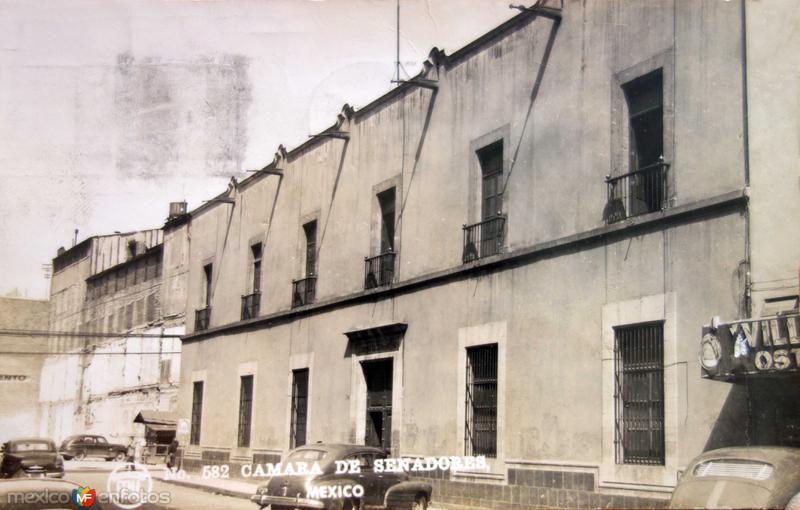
395,0,400,83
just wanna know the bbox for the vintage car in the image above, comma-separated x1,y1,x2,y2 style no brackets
670,446,800,509
0,438,64,479
58,434,127,461
250,444,432,510
0,478,105,509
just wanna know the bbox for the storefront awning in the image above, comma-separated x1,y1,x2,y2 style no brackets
144,423,175,432
133,410,178,427
700,311,800,381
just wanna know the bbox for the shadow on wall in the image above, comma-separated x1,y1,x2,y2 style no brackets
703,377,800,451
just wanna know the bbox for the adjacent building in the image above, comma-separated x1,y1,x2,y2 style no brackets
40,207,188,446
159,0,798,508
0,296,50,443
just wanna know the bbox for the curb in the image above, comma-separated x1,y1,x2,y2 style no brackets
159,477,256,500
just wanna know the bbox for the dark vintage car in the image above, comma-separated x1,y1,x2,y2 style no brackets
0,478,105,510
58,434,126,461
0,439,64,479
670,446,800,509
251,444,433,510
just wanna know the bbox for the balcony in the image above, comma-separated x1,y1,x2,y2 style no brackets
292,276,317,308
463,215,506,263
604,161,669,224
364,252,396,290
195,306,211,331
241,292,260,320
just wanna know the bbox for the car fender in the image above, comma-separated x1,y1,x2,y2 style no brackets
383,480,432,509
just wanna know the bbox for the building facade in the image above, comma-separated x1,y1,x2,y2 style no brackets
40,215,188,444
0,296,50,443
174,1,799,508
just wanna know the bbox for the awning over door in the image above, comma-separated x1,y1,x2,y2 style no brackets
344,322,407,356
133,410,178,428
700,311,800,380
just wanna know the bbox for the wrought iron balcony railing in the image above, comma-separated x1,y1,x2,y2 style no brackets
195,306,211,331
241,292,260,320
463,215,506,263
292,276,317,308
364,251,396,289
604,161,669,224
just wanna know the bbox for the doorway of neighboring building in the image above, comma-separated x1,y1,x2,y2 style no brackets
362,359,393,451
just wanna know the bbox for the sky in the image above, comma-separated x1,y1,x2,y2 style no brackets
0,0,519,299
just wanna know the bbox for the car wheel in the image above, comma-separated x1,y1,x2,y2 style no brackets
74,450,86,461
114,451,126,462
411,494,428,510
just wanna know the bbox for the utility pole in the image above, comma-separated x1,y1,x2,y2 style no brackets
395,0,400,84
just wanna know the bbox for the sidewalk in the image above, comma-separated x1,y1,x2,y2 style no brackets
158,472,259,500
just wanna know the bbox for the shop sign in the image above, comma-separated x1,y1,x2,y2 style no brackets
0,374,30,382
700,312,800,379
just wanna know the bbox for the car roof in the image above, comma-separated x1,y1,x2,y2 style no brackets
0,478,80,494
292,443,386,457
5,437,54,444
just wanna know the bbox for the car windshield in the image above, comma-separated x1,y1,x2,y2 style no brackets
9,440,54,452
283,449,328,472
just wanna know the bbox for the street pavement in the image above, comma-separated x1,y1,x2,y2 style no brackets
63,465,256,510
61,461,444,510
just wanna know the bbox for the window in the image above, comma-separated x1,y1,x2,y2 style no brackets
624,70,663,172
623,69,665,214
203,263,213,307
237,375,254,448
465,344,497,457
463,143,505,262
251,243,262,293
478,142,503,221
146,293,157,322
303,221,317,277
290,369,309,448
159,359,171,384
377,188,396,253
125,303,134,330
614,322,664,465
136,258,146,283
242,244,262,319
190,381,204,445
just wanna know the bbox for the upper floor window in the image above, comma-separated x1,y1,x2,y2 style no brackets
624,69,663,172
303,221,317,277
377,188,396,253
242,244,262,320
196,263,213,330
365,188,397,289
606,69,668,223
251,243,262,293
203,263,213,307
464,142,505,263
479,142,503,220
